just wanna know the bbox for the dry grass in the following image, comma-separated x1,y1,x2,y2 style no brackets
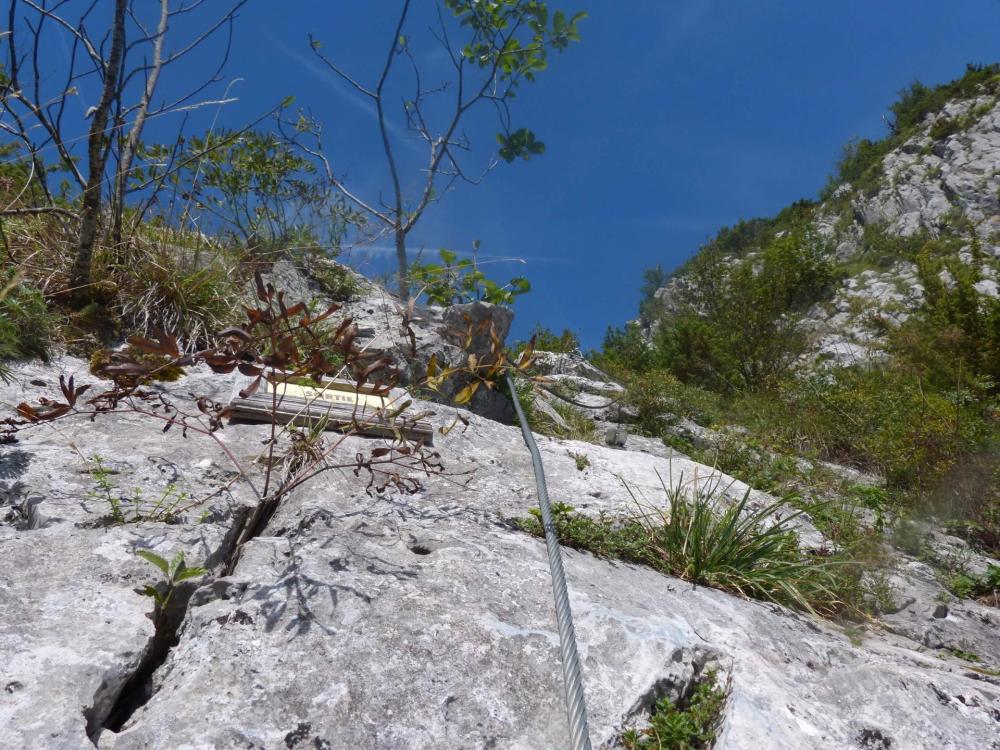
2,206,247,353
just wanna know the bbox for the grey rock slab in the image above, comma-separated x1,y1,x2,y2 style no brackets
100,492,1000,750
1,358,262,529
0,522,231,750
529,351,613,383
880,556,1000,671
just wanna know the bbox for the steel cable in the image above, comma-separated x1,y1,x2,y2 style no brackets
506,372,593,750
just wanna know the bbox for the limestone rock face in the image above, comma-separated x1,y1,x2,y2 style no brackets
3,358,999,749
643,91,1000,366
860,96,1000,238
524,350,638,439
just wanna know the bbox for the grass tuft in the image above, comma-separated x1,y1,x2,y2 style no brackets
517,469,851,617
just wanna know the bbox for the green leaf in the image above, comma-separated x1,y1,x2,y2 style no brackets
138,584,160,600
439,248,458,265
169,551,186,577
175,567,208,582
136,550,170,575
279,95,295,109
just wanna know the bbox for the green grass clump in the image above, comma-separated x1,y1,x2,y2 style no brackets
309,260,362,301
87,455,195,524
621,671,727,750
516,473,847,616
690,430,803,497
549,400,599,443
0,271,56,380
114,248,242,349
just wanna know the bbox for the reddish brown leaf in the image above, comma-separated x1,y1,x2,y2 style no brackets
310,303,341,325
254,270,268,302
16,403,39,421
238,375,262,398
205,352,236,372
357,358,390,382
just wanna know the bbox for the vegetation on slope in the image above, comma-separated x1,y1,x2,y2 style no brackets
602,66,1000,597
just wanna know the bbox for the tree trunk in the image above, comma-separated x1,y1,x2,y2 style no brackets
69,0,127,307
111,0,169,254
396,226,409,299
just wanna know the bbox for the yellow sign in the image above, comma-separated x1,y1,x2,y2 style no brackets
263,379,387,410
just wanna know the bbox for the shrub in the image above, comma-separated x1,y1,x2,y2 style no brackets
512,324,579,355
638,264,670,322
593,323,658,374
858,223,930,268
762,368,980,493
827,137,892,196
697,430,803,496
891,244,1000,391
948,564,1000,604
822,64,1000,197
655,226,835,391
408,248,530,306
598,368,722,437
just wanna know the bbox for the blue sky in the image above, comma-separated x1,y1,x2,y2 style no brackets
124,2,1000,346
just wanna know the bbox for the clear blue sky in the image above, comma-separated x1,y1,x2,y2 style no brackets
160,1,1000,348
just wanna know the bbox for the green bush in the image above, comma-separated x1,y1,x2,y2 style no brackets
760,367,982,493
948,564,1000,601
409,248,530,306
890,244,1000,392
592,322,657,374
607,368,723,435
655,226,835,391
697,430,803,496
889,65,1000,134
827,137,892,196
513,323,579,354
822,64,1000,197
857,223,930,269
